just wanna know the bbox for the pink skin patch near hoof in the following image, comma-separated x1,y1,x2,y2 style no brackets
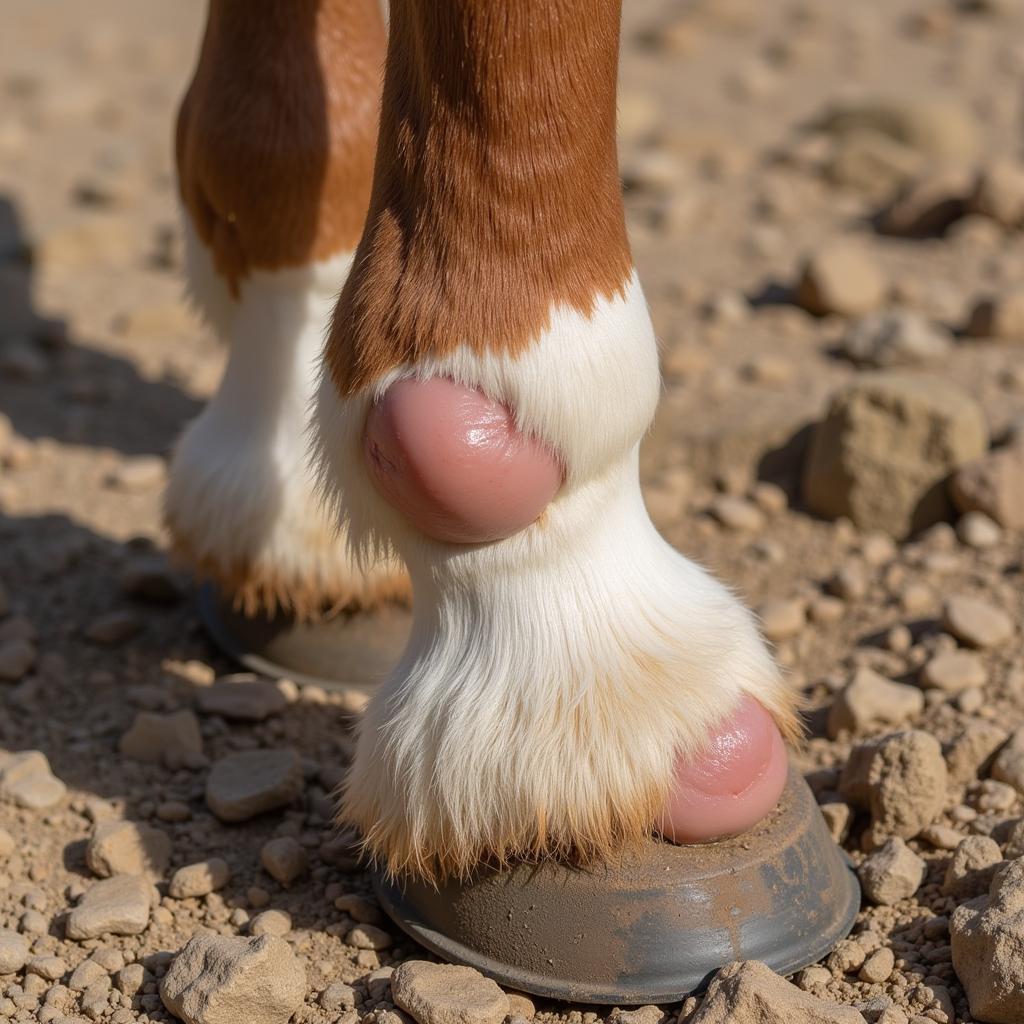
659,695,788,844
363,377,563,545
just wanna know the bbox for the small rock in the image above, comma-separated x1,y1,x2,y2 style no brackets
840,731,947,845
839,311,952,369
969,159,1024,227
827,564,869,602
611,1008,663,1024
259,837,307,887
820,801,853,844
392,961,510,1024
945,720,1010,784
759,599,806,642
0,750,66,809
68,960,106,993
796,241,886,317
965,290,1024,341
105,456,165,493
85,821,171,880
878,166,972,237
205,749,304,823
919,650,987,694
951,858,1024,1023
942,595,1014,649
83,610,142,647
858,837,926,905
160,933,305,1024
0,641,35,682
26,956,66,982
827,668,924,737
859,948,895,985
956,511,1002,549
197,675,288,722
688,960,866,1022
828,939,866,974
709,496,764,532
950,444,1024,530
116,963,146,997
320,982,357,1012
249,910,291,937
802,373,988,538
991,727,1024,793
942,835,1003,897
168,859,231,900
0,931,29,974
118,710,203,765
333,893,382,925
347,924,393,951
118,556,182,604
65,875,151,941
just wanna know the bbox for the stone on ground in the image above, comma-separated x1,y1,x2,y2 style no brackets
0,640,35,682
858,837,926,905
840,731,947,845
944,720,1010,783
965,290,1024,341
991,726,1024,793
168,858,231,900
968,159,1024,226
950,443,1024,529
689,960,866,1022
942,835,1003,898
260,837,307,887
85,820,171,879
920,650,987,693
951,859,1024,1024
196,674,288,722
802,373,988,538
160,933,305,1024
392,961,510,1024
118,709,203,764
827,668,924,737
795,242,886,317
0,931,29,974
839,311,952,368
205,749,303,823
0,749,66,809
65,874,151,940
942,595,1014,649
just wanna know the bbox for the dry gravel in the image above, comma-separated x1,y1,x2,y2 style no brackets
2,0,1024,1022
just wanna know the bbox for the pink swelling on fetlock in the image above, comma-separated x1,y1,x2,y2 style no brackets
363,377,563,544
659,695,788,844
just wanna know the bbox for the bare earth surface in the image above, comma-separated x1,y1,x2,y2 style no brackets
1,1,1024,1023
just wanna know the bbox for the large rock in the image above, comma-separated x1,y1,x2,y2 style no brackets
802,373,988,538
951,858,1024,1024
840,731,947,846
160,933,305,1024
950,443,1024,530
689,960,866,1023
65,875,151,940
392,961,510,1024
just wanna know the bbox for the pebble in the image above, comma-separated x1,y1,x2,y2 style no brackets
196,675,288,722
919,650,986,693
0,750,67,809
795,241,886,317
0,931,29,974
858,837,926,905
942,835,1003,897
333,893,381,925
950,443,1024,530
116,963,145,997
105,456,165,493
956,510,1002,549
68,960,106,993
709,496,765,532
879,166,972,237
828,938,866,974
348,923,393,950
969,158,1024,227
205,749,304,823
859,948,895,984
966,289,1024,341
26,957,66,982
827,667,925,737
85,821,171,880
168,859,231,900
991,727,1024,794
0,641,35,682
249,910,292,937
920,824,964,851
83,610,143,647
259,837,307,887
392,961,510,1024
809,595,845,625
65,875,151,941
759,598,806,642
945,719,1009,784
951,858,1024,1023
160,933,305,1024
942,595,1014,649
803,373,988,538
839,311,952,368
827,564,869,602
320,982,357,1012
687,959,865,1022
118,709,203,765
840,731,947,845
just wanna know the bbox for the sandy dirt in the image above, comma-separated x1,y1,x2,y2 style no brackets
1,1,1024,1022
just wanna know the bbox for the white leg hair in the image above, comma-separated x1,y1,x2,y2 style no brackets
312,273,796,878
166,217,407,618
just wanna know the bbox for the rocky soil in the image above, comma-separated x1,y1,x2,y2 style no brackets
1,0,1024,1022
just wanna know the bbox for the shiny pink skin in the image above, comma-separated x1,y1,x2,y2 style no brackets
660,696,788,844
363,377,563,544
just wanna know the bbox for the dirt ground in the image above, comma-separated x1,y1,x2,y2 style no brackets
1,0,1024,1022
